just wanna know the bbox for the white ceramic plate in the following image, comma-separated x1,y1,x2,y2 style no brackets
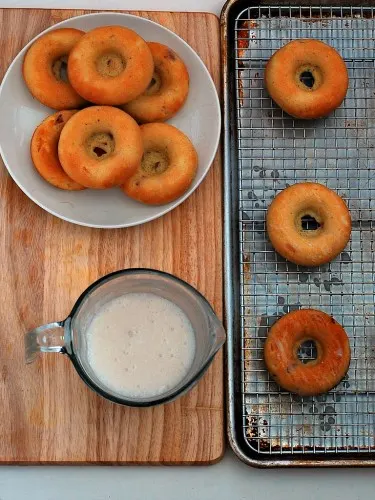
0,12,221,228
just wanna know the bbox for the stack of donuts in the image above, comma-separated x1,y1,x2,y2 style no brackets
23,26,198,205
260,40,353,396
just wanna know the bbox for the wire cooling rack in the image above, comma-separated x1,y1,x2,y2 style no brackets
234,5,375,456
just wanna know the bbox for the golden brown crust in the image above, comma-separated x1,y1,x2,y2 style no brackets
122,123,198,205
266,182,351,267
30,110,85,191
264,39,348,119
58,106,143,189
122,42,189,123
264,309,351,396
23,28,86,110
67,25,154,105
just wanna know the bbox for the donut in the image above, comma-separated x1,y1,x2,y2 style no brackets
122,42,189,123
67,25,154,105
264,39,348,119
122,123,198,205
23,28,86,110
30,110,85,191
266,183,351,267
264,309,351,396
58,106,143,189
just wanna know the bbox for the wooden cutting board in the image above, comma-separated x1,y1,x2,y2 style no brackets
0,9,223,464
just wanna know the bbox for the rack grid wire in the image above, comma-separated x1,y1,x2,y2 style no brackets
234,5,375,455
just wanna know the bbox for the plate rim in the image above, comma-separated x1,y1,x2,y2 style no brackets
0,11,221,229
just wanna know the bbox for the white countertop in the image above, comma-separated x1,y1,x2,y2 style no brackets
5,0,223,16
1,452,375,500
1,0,375,498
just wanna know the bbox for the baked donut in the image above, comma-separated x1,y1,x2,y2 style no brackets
67,25,154,105
264,39,348,119
122,123,198,205
264,309,351,396
266,183,351,266
122,42,189,123
31,110,85,190
58,106,143,189
23,28,86,110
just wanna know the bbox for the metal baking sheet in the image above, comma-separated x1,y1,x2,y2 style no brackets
222,0,375,467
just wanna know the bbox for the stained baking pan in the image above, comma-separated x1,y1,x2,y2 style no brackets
222,0,375,467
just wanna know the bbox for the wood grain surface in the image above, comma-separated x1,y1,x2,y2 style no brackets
0,9,223,464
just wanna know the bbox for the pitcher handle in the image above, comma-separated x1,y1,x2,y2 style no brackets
25,321,66,364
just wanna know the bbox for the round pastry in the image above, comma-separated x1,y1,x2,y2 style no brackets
264,309,351,396
31,110,85,190
58,106,143,189
122,42,189,123
266,182,351,267
23,28,86,110
122,123,198,205
67,25,154,105
264,39,348,119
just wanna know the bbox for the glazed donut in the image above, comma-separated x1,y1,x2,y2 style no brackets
23,28,86,110
31,110,85,191
264,309,351,396
122,123,198,205
67,25,154,105
264,39,348,119
58,106,143,189
266,183,351,267
122,42,189,123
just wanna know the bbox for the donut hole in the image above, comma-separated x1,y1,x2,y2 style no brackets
52,56,69,82
141,150,169,176
301,214,321,231
144,71,162,96
295,210,323,234
299,71,314,89
86,132,115,160
297,339,318,364
96,52,125,78
296,65,322,91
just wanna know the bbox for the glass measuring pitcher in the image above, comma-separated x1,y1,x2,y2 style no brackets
25,269,226,407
